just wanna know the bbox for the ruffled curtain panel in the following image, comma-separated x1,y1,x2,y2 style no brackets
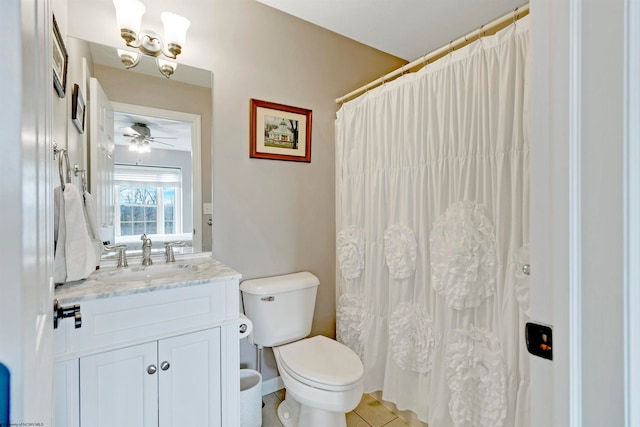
335,17,530,427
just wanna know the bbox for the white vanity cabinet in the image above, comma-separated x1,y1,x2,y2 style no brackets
80,328,221,427
79,341,160,427
54,258,242,427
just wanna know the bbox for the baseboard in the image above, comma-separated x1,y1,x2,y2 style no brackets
261,375,284,396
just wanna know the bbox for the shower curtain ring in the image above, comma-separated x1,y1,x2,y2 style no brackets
513,8,518,25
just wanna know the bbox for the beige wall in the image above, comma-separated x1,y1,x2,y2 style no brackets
52,0,90,187
208,0,405,378
93,65,213,251
67,0,405,380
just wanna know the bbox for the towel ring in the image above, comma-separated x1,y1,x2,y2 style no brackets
73,164,88,193
58,149,71,190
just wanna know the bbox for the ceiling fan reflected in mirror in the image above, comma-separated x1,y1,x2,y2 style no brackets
123,122,176,153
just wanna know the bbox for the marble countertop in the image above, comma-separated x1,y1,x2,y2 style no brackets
54,253,242,304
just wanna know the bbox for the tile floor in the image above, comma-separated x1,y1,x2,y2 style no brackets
261,390,410,427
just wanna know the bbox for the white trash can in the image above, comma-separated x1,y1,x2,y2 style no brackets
240,369,262,427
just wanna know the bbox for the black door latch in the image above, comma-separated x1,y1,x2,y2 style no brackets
53,299,82,329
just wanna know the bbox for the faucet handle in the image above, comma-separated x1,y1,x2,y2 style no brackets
104,244,128,268
140,234,152,246
164,241,186,263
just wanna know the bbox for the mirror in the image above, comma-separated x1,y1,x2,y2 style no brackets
110,104,201,255
67,37,213,258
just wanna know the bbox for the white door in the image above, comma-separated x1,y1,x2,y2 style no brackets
158,328,222,427
0,0,54,424
89,77,115,245
80,342,158,427
530,0,635,426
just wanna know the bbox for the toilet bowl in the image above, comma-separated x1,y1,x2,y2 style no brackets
240,272,365,427
273,336,364,427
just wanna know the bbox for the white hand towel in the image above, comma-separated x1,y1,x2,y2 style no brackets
83,191,104,265
53,186,66,283
53,183,97,283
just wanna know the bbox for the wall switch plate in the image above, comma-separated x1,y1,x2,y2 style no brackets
203,203,212,214
525,322,553,360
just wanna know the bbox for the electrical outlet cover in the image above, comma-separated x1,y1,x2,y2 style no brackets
525,322,553,360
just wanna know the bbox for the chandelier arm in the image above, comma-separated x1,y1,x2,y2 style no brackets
160,47,179,60
122,36,179,60
124,38,143,50
127,30,165,57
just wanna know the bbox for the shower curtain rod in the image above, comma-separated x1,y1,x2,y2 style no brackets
335,3,530,104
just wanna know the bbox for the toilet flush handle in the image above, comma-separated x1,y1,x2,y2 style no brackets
260,296,274,302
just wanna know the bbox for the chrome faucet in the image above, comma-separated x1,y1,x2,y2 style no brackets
104,244,128,268
164,241,186,263
140,234,153,266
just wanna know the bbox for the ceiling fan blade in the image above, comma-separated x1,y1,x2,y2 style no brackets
153,140,175,147
148,136,177,140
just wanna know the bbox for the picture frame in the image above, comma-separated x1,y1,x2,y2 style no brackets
71,84,86,134
52,14,68,98
250,99,312,162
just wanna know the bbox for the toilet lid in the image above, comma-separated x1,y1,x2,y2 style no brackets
277,335,363,389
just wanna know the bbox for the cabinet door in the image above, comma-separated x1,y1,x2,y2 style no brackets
158,328,221,427
54,359,79,427
80,342,158,427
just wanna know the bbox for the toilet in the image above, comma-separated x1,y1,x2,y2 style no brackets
240,272,364,427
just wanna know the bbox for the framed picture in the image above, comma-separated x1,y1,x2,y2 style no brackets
52,14,68,98
72,84,86,133
250,99,312,162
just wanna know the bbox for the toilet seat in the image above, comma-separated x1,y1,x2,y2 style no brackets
276,335,363,392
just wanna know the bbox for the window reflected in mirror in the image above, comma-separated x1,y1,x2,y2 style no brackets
112,110,196,256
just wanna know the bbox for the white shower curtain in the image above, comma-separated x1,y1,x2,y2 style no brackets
335,17,530,427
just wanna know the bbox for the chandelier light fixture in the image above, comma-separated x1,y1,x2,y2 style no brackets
112,0,190,78
128,139,151,154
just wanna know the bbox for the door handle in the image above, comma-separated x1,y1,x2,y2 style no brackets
53,299,82,329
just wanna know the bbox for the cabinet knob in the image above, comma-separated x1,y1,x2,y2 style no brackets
160,361,170,371
147,364,157,375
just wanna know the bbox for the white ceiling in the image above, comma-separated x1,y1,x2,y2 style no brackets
114,111,192,152
255,0,527,61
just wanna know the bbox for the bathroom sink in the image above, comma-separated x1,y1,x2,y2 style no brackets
92,263,201,284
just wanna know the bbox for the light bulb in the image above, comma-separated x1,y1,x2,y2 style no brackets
161,12,190,55
112,0,145,37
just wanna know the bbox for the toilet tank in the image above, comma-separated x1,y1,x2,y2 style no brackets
240,272,319,347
